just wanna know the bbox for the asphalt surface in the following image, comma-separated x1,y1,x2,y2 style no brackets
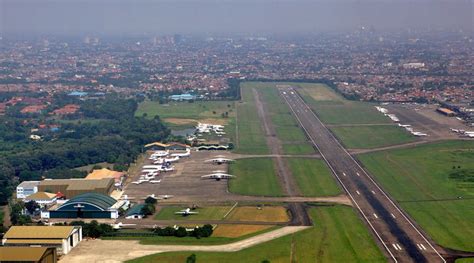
279,87,446,263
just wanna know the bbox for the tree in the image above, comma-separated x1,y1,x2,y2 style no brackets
175,227,187,237
25,200,40,215
186,254,196,263
140,204,155,216
144,197,157,205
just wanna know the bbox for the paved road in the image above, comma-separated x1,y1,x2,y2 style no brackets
279,87,446,263
61,226,309,263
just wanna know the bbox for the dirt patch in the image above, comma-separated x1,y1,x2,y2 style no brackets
226,206,290,222
212,224,274,238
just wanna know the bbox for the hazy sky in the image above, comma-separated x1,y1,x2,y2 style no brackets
0,0,472,35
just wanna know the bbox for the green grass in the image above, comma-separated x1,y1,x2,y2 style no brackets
298,86,391,125
456,258,474,263
126,205,386,263
257,86,314,155
135,100,235,120
229,158,284,196
281,143,315,155
359,140,474,251
154,206,230,221
330,125,417,149
287,158,342,197
234,83,269,154
104,226,280,246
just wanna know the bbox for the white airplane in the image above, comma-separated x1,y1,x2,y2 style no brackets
170,149,191,158
398,124,411,127
150,150,169,157
412,132,428,136
201,172,235,181
142,194,174,200
205,157,234,165
132,181,143,185
112,222,136,230
150,180,161,184
175,208,199,216
450,128,459,133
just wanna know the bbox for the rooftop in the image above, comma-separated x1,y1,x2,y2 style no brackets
86,168,124,180
126,204,146,216
25,191,57,200
4,226,77,239
0,247,53,261
17,181,40,189
59,192,117,211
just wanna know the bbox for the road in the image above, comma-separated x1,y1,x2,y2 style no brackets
279,87,446,263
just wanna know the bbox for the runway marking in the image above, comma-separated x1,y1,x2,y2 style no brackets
395,244,403,250
420,244,427,250
371,190,376,194
391,213,396,219
282,89,446,262
373,213,378,219
280,89,398,262
356,172,360,177
417,244,423,250
392,244,400,250
342,172,346,177
356,190,361,195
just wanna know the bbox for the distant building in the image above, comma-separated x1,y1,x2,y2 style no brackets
169,93,196,101
42,193,119,219
0,247,58,263
16,181,40,199
86,168,125,187
38,178,114,199
24,192,58,206
2,226,82,255
403,62,425,69
125,204,146,219
67,91,88,97
144,141,190,151
436,107,456,117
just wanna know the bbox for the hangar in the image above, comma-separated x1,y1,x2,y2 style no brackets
38,178,114,199
42,193,119,219
2,226,82,255
0,247,58,262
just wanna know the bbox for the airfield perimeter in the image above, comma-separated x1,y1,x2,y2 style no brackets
63,82,473,263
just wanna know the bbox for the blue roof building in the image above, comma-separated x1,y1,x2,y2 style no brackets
43,193,119,219
169,93,196,101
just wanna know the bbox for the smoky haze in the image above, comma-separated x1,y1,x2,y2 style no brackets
0,0,472,36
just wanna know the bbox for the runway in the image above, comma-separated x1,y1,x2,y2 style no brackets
279,87,446,263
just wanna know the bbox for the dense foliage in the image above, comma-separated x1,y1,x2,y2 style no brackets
0,94,170,205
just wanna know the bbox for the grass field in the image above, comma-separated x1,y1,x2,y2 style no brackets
287,158,342,197
456,258,474,263
154,206,231,221
359,140,474,251
234,83,269,154
228,158,284,196
226,206,290,223
257,85,314,155
136,100,235,134
330,125,417,149
212,225,276,238
127,205,385,263
298,85,391,125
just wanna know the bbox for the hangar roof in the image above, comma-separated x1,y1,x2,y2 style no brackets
59,192,116,211
4,226,76,239
0,247,52,261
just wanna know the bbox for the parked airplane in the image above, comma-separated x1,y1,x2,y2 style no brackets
412,132,428,136
205,156,234,165
143,194,174,200
170,149,191,158
150,150,169,158
201,172,235,181
112,222,136,230
175,208,199,216
149,180,161,184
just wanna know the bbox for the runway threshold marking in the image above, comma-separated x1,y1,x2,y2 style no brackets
342,172,346,177
356,190,361,195
420,244,427,250
356,172,360,177
391,213,396,219
373,213,379,219
371,190,376,194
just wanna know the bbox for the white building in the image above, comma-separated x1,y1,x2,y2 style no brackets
16,181,40,199
2,226,82,255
